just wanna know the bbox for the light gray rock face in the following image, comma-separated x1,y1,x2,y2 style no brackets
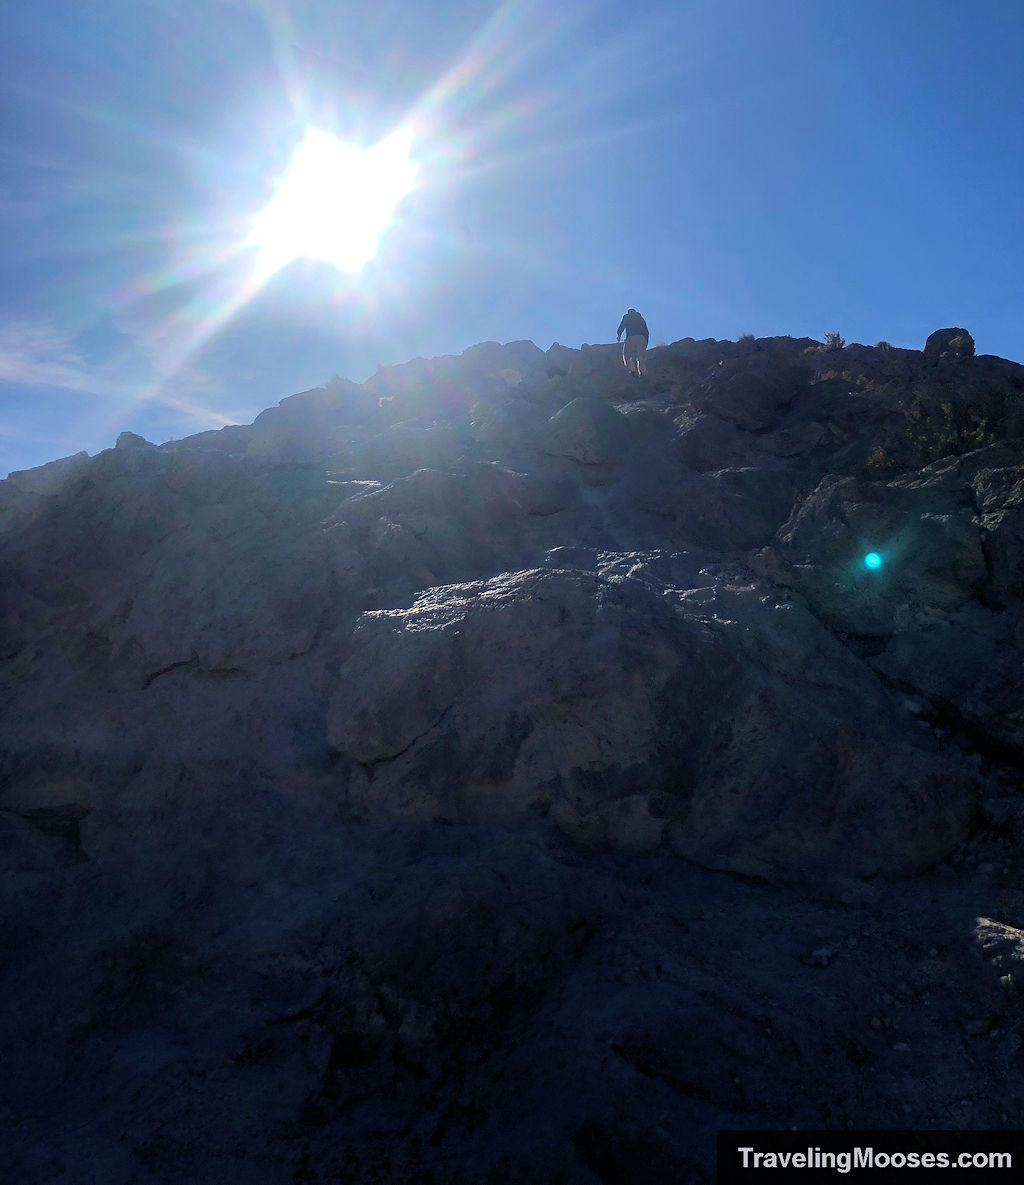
0,451,93,543
2,332,1024,1182
327,563,975,879
3,450,90,496
247,379,377,463
540,396,629,466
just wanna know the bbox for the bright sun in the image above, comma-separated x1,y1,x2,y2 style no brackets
249,127,418,279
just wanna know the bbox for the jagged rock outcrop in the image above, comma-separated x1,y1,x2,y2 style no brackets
758,440,1024,761
3,329,1024,1182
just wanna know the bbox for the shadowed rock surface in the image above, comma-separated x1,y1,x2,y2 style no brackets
3,331,1024,1182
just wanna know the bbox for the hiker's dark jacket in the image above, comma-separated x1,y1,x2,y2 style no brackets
617,310,649,343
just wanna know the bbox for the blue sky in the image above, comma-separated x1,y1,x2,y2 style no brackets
1,0,1022,477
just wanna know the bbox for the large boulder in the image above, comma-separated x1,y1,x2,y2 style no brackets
925,327,975,361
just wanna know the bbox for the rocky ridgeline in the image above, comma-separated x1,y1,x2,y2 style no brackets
3,328,1024,1182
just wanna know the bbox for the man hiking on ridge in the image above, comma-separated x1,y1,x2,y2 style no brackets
616,307,649,377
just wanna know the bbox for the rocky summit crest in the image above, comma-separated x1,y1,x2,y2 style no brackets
4,331,1024,1180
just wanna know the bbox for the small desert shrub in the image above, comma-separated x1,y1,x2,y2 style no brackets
866,445,889,469
822,330,846,351
841,370,874,390
899,389,994,463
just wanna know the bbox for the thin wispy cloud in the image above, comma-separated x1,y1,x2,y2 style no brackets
0,317,241,431
0,184,42,224
0,321,95,392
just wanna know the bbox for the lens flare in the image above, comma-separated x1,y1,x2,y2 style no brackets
864,552,882,570
249,127,418,280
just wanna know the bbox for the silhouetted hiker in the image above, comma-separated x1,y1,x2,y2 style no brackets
616,307,649,377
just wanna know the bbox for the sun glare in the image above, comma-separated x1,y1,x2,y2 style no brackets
249,127,417,279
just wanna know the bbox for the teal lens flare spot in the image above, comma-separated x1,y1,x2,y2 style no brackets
864,552,882,570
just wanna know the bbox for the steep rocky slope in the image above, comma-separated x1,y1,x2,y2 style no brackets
3,329,1024,1182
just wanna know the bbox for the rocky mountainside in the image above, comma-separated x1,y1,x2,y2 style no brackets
3,327,1024,1182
